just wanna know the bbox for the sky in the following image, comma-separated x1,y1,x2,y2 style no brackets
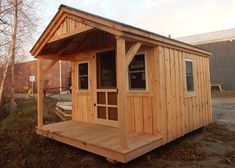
39,0,235,39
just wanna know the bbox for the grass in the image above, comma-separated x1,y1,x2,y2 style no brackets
0,97,234,168
0,97,64,168
0,98,115,168
211,90,235,97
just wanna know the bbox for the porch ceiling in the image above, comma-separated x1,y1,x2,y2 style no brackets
39,29,96,56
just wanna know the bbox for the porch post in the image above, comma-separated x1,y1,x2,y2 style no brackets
116,37,128,148
37,58,43,128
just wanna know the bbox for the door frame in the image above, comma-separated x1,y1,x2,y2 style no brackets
94,49,119,127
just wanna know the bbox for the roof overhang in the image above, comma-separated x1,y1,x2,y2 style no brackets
30,4,212,57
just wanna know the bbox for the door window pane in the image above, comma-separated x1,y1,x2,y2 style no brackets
108,107,118,121
97,92,106,104
97,50,116,88
97,107,106,119
108,92,117,105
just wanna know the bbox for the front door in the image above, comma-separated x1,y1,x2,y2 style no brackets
95,50,118,127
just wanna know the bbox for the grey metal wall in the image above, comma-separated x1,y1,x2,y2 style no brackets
196,40,235,90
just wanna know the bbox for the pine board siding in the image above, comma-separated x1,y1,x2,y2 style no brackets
154,46,212,143
32,5,212,163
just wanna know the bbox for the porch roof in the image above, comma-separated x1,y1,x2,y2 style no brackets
30,4,211,57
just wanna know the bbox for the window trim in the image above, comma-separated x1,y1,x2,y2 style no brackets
184,58,196,97
77,61,89,92
127,52,148,92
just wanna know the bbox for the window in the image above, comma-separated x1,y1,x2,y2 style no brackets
96,50,116,89
78,62,88,90
128,54,146,90
185,59,194,92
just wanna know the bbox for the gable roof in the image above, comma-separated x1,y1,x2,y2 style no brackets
30,4,211,57
176,28,235,45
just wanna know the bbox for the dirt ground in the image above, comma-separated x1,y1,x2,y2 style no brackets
0,97,234,168
212,97,235,131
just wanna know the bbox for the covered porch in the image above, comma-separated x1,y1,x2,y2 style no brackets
32,5,163,163
37,121,162,163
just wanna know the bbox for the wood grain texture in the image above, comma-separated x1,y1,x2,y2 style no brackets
37,58,43,128
68,41,212,144
116,37,128,148
37,121,162,163
34,6,213,163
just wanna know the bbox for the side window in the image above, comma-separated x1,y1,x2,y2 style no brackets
128,54,146,90
78,62,88,90
185,59,194,92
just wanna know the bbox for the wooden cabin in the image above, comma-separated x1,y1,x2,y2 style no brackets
30,5,212,163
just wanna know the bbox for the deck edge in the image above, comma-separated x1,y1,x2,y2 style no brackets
36,127,126,163
125,137,163,162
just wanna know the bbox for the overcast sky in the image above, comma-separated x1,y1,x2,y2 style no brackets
40,0,235,38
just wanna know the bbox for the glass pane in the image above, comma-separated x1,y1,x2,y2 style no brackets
97,50,116,88
79,76,88,89
129,54,145,71
128,54,146,89
97,92,105,104
97,106,106,119
129,72,146,89
79,63,88,75
186,76,194,91
108,92,117,105
108,107,118,121
186,61,193,76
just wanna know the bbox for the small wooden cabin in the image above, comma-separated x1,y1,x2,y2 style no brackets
30,5,212,163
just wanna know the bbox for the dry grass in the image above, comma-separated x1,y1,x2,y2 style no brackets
211,91,235,97
0,97,234,168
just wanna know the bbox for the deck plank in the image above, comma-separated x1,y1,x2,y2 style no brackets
37,121,162,163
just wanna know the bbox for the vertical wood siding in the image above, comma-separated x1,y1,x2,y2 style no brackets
71,29,115,123
70,24,212,143
152,46,212,143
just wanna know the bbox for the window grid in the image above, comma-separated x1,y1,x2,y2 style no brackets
185,59,194,92
128,54,146,90
78,62,88,90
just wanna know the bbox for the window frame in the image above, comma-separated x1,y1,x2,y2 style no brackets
77,61,89,91
184,58,196,97
127,52,148,92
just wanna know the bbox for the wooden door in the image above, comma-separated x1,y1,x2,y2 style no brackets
95,50,119,127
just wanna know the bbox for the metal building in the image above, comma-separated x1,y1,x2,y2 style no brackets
177,28,235,90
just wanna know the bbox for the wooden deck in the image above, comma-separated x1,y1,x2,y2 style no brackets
36,121,162,163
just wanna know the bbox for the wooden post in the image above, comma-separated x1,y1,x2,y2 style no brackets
116,37,128,148
37,58,44,128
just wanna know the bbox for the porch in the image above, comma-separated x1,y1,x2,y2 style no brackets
37,121,162,163
33,6,162,163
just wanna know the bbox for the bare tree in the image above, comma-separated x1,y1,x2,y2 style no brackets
9,0,18,112
0,0,40,111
